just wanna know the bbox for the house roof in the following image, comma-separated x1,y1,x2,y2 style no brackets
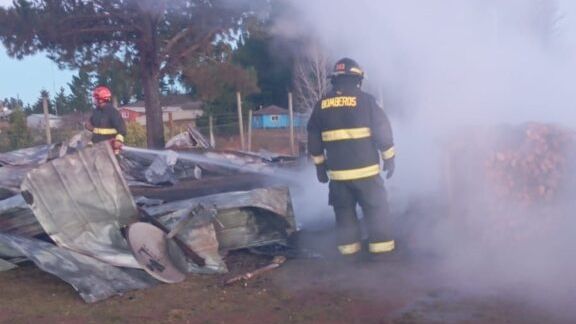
253,105,288,116
0,109,12,117
27,113,62,119
119,95,203,111
120,106,182,113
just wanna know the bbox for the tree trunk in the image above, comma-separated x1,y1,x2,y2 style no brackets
139,14,165,149
141,59,165,149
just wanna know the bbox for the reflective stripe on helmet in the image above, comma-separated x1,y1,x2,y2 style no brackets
349,67,364,76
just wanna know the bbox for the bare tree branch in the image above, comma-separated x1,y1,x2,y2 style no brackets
161,27,194,58
160,28,221,75
177,29,220,59
293,43,330,112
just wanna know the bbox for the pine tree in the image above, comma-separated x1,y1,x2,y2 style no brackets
30,90,53,115
1,97,24,111
53,87,70,115
67,71,93,113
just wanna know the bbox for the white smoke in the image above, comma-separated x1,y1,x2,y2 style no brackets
0,0,12,8
285,0,576,314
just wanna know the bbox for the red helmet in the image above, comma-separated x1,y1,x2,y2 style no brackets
92,86,112,104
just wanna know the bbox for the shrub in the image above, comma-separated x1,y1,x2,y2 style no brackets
125,121,147,147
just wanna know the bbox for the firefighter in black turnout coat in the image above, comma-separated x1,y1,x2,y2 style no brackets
307,58,396,259
85,86,126,155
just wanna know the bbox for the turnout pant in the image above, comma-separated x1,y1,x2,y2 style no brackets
329,175,394,255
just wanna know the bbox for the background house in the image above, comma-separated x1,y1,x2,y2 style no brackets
0,107,12,122
251,105,307,129
119,95,204,127
26,114,64,129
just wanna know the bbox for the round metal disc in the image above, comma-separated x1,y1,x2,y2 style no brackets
127,222,186,284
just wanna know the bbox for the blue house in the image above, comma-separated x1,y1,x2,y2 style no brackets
252,105,307,129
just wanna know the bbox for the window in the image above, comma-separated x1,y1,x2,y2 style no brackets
271,115,279,121
121,111,129,119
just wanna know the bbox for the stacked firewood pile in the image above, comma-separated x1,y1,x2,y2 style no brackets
484,123,575,204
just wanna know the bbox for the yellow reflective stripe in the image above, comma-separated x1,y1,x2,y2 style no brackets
328,164,380,181
311,155,325,165
321,127,371,142
369,241,395,253
338,242,361,255
382,147,396,160
93,128,118,135
115,134,125,142
349,67,364,75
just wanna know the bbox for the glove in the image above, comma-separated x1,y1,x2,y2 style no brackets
315,164,329,183
383,157,395,179
110,138,123,155
84,121,94,132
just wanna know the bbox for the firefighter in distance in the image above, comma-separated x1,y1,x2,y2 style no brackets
85,86,127,155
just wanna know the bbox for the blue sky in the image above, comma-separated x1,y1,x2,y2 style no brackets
0,0,76,106
0,46,76,106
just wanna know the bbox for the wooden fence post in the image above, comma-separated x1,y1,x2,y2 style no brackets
42,95,52,145
288,92,295,155
247,109,253,152
209,115,215,148
236,91,245,150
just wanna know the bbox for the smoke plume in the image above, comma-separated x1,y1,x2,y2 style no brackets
284,0,576,315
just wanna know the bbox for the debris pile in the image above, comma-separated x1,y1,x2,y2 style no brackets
445,122,576,242
0,129,302,302
484,123,575,204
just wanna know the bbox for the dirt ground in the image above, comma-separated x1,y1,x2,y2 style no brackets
0,230,572,324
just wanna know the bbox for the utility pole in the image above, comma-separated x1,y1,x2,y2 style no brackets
288,92,295,155
236,91,245,150
42,94,52,145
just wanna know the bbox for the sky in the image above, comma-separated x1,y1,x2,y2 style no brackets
0,46,76,106
0,0,76,105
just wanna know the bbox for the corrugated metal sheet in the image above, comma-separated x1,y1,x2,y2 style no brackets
146,187,297,251
0,194,43,237
21,142,141,268
0,233,156,303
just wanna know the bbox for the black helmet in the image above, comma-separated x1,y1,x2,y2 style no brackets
331,57,364,79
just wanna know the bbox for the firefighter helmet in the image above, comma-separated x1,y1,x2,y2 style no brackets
92,86,112,104
331,58,364,79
